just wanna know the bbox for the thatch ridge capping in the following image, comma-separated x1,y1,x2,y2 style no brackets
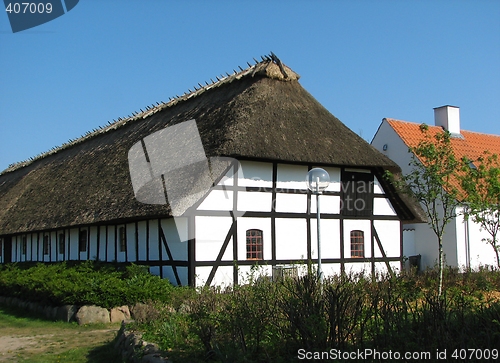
1,52,299,176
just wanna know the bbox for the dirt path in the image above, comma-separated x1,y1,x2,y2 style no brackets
0,307,121,363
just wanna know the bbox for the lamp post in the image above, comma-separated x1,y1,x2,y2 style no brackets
306,168,330,283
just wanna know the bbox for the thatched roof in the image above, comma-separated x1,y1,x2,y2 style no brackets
0,54,425,235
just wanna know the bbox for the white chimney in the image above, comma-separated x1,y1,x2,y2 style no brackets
434,105,461,136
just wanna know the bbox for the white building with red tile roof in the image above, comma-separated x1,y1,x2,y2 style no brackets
372,106,500,270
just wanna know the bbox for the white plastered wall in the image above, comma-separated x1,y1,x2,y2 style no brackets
195,216,233,261
455,206,497,268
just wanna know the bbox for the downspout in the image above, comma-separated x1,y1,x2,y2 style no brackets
464,205,471,270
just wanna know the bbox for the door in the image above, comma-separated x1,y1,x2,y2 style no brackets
3,236,12,263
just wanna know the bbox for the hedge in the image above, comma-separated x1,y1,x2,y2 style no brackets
0,261,175,309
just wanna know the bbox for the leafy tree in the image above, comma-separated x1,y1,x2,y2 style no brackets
461,152,500,268
386,124,461,296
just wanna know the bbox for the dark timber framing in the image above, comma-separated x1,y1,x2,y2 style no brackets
1,160,404,287
190,160,402,286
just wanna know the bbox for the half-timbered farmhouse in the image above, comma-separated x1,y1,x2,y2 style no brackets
0,55,425,287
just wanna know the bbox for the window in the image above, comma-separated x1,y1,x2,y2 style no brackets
350,230,364,258
79,230,87,252
246,229,263,260
119,227,127,252
43,235,50,255
58,233,65,255
21,236,27,255
341,171,374,217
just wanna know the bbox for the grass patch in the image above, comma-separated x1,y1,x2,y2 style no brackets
0,306,122,363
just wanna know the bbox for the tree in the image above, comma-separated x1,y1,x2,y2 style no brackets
461,152,500,268
386,124,461,296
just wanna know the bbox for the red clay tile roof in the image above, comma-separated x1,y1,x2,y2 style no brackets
385,118,500,162
385,118,500,200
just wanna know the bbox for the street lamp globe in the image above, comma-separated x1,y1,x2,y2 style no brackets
306,168,330,193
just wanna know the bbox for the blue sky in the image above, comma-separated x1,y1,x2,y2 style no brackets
1,0,499,172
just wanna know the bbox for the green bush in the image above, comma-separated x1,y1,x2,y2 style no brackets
133,267,500,362
0,261,175,309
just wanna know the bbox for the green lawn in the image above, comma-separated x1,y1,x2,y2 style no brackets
0,306,123,363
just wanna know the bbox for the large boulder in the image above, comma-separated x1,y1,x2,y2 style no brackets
110,305,131,323
75,305,110,325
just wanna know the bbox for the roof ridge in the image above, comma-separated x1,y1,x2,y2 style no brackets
1,53,298,175
386,118,500,138
460,129,500,137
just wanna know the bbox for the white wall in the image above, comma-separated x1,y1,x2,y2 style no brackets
126,223,136,262
372,120,414,175
275,193,307,213
403,229,416,261
90,226,99,261
455,207,497,268
196,265,234,287
238,191,272,212
195,216,233,261
310,219,341,259
318,166,342,192
238,160,272,188
310,195,340,214
275,218,308,260
276,163,308,190
373,198,397,216
162,218,188,261
136,221,148,261
69,228,79,260
198,190,233,211
373,220,401,258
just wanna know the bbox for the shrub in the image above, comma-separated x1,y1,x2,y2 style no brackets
138,267,500,362
0,261,175,309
